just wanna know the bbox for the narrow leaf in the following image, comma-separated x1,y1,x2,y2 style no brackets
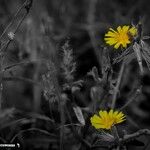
73,106,85,126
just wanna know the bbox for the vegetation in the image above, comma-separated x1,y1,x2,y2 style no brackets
0,0,150,149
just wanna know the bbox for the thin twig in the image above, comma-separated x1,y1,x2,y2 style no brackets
114,129,150,148
111,61,125,109
0,2,25,40
92,129,150,149
0,0,33,110
0,12,26,53
0,12,29,53
0,0,33,53
121,129,150,142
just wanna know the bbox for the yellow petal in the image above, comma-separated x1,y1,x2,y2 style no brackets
105,31,117,37
122,42,127,48
90,115,102,124
105,38,117,45
104,25,137,49
117,26,122,33
91,110,126,130
122,25,129,32
129,26,137,36
114,43,121,49
109,28,117,33
109,109,114,118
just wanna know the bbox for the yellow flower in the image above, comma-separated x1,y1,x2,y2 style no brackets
90,109,125,130
104,25,137,49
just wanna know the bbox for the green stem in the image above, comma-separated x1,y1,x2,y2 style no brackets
111,61,125,109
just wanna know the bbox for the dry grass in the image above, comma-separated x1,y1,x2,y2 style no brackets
0,0,150,150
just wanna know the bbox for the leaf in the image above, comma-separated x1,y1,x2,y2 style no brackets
90,86,104,103
124,52,136,65
71,80,84,93
133,42,144,73
73,106,85,126
133,42,142,62
96,132,115,142
141,40,150,71
87,66,101,82
113,46,133,64
143,36,150,40
93,132,116,148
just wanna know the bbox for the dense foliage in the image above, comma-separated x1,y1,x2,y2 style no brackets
1,0,150,150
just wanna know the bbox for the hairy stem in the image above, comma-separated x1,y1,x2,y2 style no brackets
111,61,125,109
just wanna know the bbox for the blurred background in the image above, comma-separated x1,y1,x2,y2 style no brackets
1,0,150,149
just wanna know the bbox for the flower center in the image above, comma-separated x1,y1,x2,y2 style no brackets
105,118,114,129
117,32,129,43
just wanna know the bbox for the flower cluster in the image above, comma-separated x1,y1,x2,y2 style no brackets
104,25,137,49
90,109,125,130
